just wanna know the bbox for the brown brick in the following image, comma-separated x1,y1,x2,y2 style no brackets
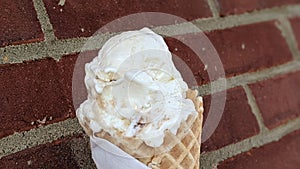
67,51,98,109
43,0,212,39
0,0,44,47
0,57,77,139
217,0,300,16
218,129,300,169
290,17,300,50
249,71,300,129
206,21,293,77
0,135,95,169
201,87,259,153
164,37,209,86
56,54,78,103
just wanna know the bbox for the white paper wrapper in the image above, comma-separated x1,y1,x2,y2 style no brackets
90,136,149,169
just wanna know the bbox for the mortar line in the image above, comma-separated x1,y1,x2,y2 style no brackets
196,61,300,96
0,118,83,159
200,116,300,169
193,4,300,32
275,17,300,60
243,85,268,132
0,36,92,64
33,0,56,42
207,0,220,18
1,4,300,64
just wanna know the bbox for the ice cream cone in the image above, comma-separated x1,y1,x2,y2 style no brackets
82,89,203,169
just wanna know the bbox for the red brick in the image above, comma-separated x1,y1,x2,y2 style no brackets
67,51,98,109
0,0,44,47
218,0,300,16
249,71,300,129
164,37,209,86
206,21,293,77
218,129,300,169
201,87,259,153
0,57,77,139
43,0,212,39
0,135,95,169
290,17,300,50
56,54,78,103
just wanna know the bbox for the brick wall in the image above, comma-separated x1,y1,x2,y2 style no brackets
1,0,300,169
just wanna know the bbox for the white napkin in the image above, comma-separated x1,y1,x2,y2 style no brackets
90,136,149,169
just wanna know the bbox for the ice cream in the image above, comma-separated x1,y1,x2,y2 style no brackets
76,27,198,148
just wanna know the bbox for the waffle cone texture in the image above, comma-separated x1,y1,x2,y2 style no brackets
81,89,204,169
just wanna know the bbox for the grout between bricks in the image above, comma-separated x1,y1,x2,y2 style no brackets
200,116,300,169
1,4,300,64
1,105,299,167
0,118,83,159
207,0,220,18
275,17,300,60
32,0,56,42
192,4,300,32
196,61,300,96
243,85,268,132
0,33,119,64
69,135,97,169
0,40,83,64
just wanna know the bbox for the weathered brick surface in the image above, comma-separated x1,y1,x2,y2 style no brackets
164,37,209,86
218,129,300,169
69,51,98,109
0,57,77,138
56,54,78,103
0,0,44,47
290,17,300,50
0,135,95,169
201,87,259,153
206,21,293,77
218,0,300,16
43,0,212,39
249,71,300,129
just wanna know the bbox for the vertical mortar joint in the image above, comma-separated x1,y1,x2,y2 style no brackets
33,0,57,42
207,0,220,18
242,85,268,132
275,17,300,60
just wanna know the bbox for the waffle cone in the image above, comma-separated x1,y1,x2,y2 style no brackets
84,89,204,169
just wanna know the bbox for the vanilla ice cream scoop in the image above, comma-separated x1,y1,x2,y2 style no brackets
77,28,197,147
